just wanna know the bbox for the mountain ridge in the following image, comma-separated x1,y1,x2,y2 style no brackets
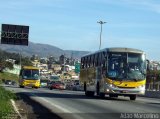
0,42,90,59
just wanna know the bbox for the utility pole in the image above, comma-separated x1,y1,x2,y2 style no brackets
97,20,106,50
62,54,65,82
63,54,65,73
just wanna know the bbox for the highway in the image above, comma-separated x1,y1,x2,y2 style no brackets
4,85,160,119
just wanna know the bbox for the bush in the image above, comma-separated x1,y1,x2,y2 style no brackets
0,72,19,83
0,86,16,118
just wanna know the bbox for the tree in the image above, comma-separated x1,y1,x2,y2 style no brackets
0,61,13,72
22,57,33,66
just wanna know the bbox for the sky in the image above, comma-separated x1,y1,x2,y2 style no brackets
0,0,160,60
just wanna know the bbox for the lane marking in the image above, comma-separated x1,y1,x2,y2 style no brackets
40,97,72,113
10,99,25,119
30,93,85,119
30,93,71,113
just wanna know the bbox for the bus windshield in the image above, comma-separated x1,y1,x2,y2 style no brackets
107,52,146,81
22,69,40,80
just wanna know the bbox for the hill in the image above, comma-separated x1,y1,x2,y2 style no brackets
0,42,90,59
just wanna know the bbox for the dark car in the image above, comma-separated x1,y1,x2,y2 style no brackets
5,80,17,85
11,81,17,85
5,80,12,85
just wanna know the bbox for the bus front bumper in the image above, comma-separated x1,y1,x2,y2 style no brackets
104,84,145,95
22,81,40,88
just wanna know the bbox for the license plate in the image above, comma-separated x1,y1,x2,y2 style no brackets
121,90,128,93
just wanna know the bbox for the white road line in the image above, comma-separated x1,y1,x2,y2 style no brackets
30,92,72,113
30,93,84,119
10,99,25,119
39,97,71,113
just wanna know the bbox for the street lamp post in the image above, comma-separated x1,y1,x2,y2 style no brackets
97,20,106,50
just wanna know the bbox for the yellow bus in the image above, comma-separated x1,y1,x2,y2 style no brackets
80,47,147,100
19,66,40,88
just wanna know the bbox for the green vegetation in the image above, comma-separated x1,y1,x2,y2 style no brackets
0,49,33,72
0,86,16,118
0,72,18,118
0,72,19,82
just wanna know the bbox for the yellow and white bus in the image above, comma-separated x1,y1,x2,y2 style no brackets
19,66,40,88
80,47,147,100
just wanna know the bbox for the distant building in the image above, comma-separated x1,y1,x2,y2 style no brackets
5,64,21,75
32,60,40,67
52,64,61,74
149,60,160,70
6,59,16,64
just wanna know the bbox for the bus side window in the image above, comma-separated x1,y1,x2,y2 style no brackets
86,57,88,68
100,53,102,67
88,56,90,67
84,57,87,68
102,52,105,68
93,55,95,67
81,58,84,69
95,54,98,66
98,53,100,66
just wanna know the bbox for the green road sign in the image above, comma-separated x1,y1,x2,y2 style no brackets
75,62,80,73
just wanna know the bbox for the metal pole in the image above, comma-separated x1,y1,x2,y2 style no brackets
97,21,106,50
63,54,65,82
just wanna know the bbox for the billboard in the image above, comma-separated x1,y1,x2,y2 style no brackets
1,24,29,46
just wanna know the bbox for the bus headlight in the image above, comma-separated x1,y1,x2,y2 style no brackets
107,83,117,88
136,85,145,89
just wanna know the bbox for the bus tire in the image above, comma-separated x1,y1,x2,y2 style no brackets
19,85,24,88
109,94,118,98
85,91,94,97
96,82,100,95
99,93,105,98
85,91,89,96
130,95,136,100
84,82,86,92
50,87,53,90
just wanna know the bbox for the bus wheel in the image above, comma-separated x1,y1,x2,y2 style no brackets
19,85,24,88
99,93,105,98
85,91,94,97
84,82,86,92
130,95,136,100
96,82,99,95
50,87,53,90
109,94,118,98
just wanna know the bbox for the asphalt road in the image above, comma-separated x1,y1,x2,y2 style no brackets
4,85,160,119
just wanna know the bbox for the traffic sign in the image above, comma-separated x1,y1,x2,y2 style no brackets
75,62,80,73
1,24,29,46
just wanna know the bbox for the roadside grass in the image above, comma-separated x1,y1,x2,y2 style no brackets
0,86,17,118
0,72,19,82
0,72,18,118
